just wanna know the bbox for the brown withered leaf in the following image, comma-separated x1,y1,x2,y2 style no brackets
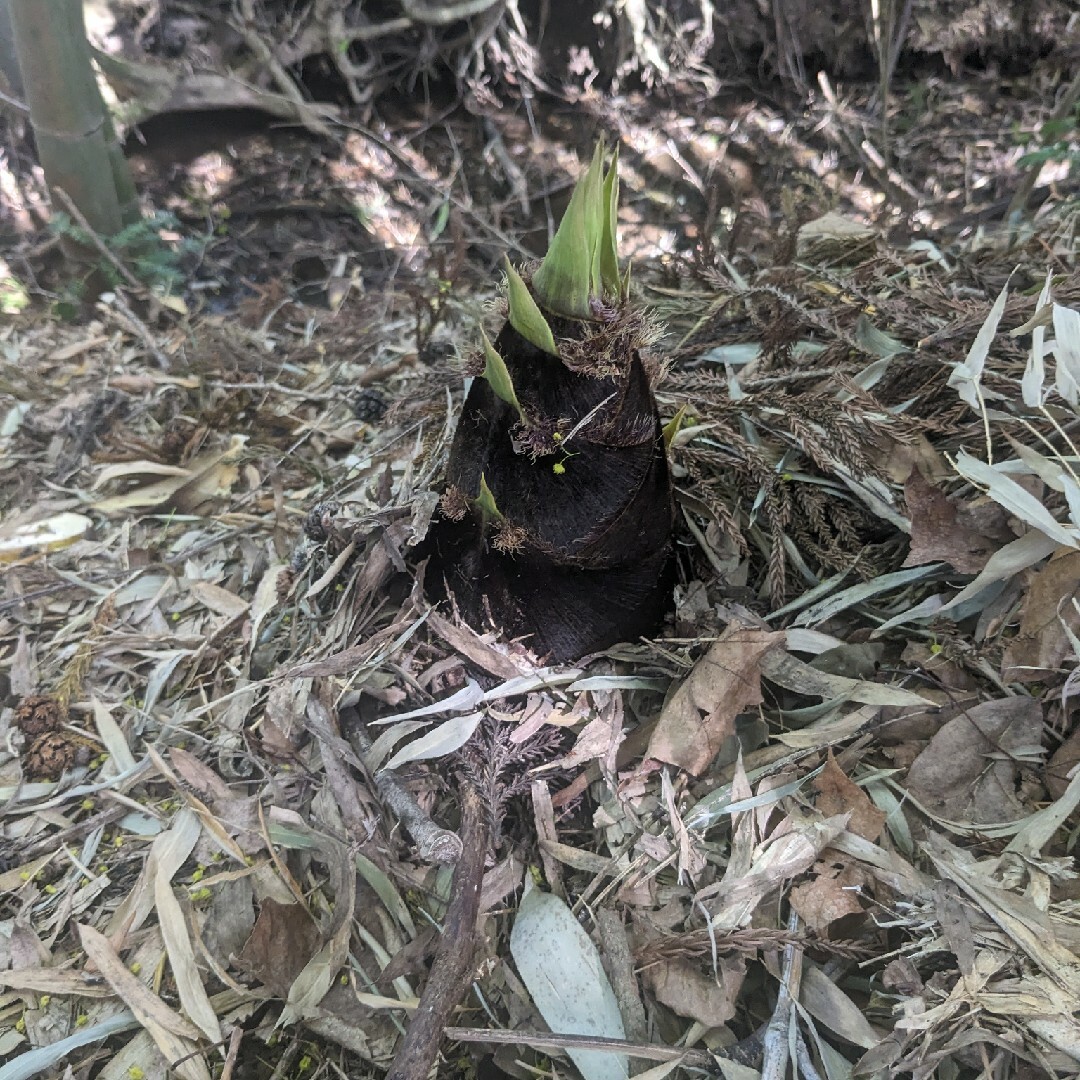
789,860,867,931
1001,549,1080,683
881,956,924,995
234,899,322,996
882,433,952,486
903,469,996,574
1047,725,1080,801
647,626,784,776
814,752,886,842
905,697,1043,823
644,954,745,1028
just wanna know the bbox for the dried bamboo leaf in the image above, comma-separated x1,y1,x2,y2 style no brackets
77,924,210,1080
154,874,222,1043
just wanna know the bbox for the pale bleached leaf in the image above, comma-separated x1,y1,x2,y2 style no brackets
760,650,932,707
141,651,190,717
1064,473,1080,529
381,712,483,771
948,278,1011,410
938,530,1059,613
362,719,430,772
1021,272,1053,407
0,1013,138,1080
187,580,249,620
154,875,222,1042
91,696,137,774
92,460,189,489
953,451,1078,548
799,964,882,1048
107,808,202,940
1004,436,1068,491
250,561,284,647
510,886,628,1080
0,512,92,563
853,315,906,360
370,679,483,724
791,564,940,627
77,924,210,1080
1052,303,1080,407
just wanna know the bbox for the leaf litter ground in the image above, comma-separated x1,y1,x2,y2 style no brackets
1,70,1079,1080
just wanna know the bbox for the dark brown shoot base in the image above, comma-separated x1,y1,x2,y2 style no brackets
425,310,675,662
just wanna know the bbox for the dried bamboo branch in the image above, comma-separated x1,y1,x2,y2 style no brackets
341,705,463,864
385,783,488,1080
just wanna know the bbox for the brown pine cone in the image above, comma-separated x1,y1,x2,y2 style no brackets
13,695,67,740
22,731,80,781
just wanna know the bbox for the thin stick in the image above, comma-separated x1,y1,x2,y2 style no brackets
385,784,488,1080
104,289,171,368
761,909,805,1080
443,1027,762,1069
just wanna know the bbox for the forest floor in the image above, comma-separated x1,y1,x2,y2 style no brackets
1,31,1079,1080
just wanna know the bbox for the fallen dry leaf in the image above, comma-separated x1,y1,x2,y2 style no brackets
78,923,210,1080
93,435,246,514
235,899,322,997
1046,726,1080,801
644,954,745,1028
814,752,886,842
905,697,1044,823
903,468,996,573
647,626,784,775
789,859,868,931
1001,549,1080,683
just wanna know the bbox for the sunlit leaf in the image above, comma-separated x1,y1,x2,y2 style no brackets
599,143,621,297
1052,302,1080,406
948,278,1011,410
1021,272,1053,407
662,404,688,448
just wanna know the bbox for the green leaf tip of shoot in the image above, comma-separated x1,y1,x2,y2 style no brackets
475,473,504,524
480,329,526,423
504,257,558,355
532,137,624,319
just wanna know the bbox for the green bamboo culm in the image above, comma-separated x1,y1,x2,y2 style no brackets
8,0,140,248
424,138,674,662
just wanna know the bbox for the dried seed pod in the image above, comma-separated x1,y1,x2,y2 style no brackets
424,141,674,661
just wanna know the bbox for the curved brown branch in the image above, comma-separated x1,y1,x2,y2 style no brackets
341,706,464,864
385,784,488,1080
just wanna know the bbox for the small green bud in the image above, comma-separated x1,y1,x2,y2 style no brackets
532,138,624,318
480,329,526,423
504,258,558,355
475,474,504,524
